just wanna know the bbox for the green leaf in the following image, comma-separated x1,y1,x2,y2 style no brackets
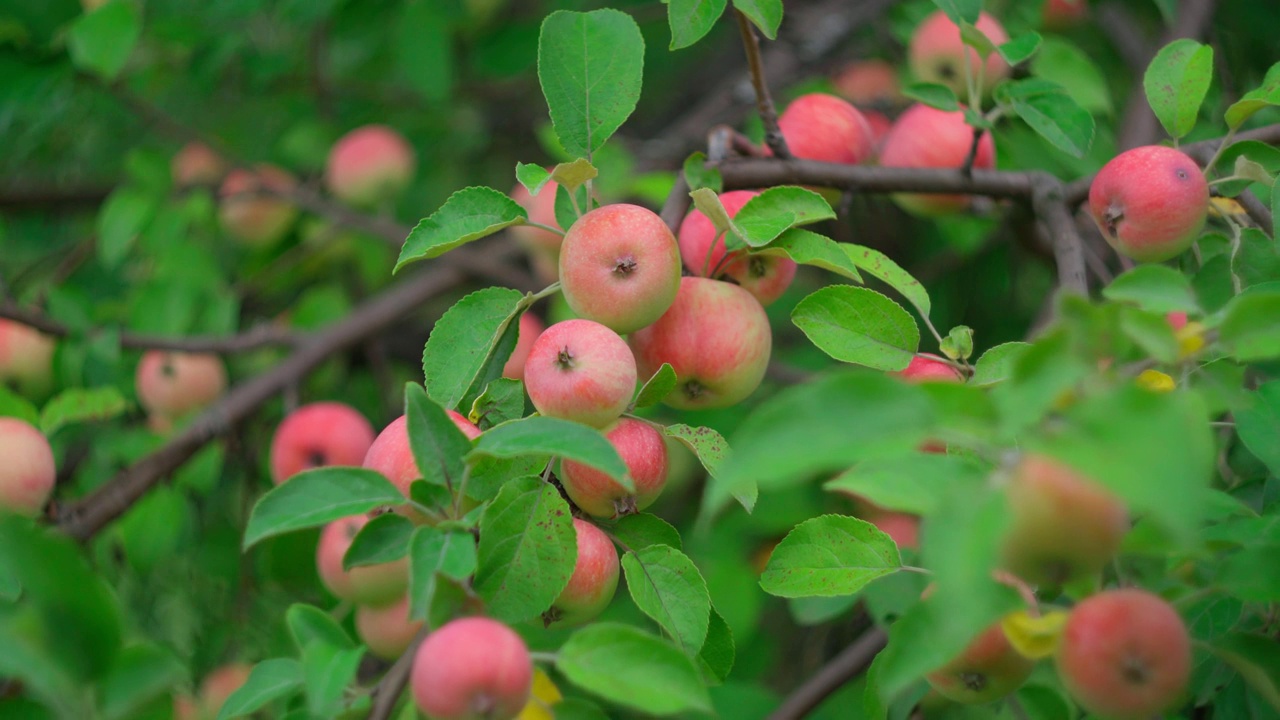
243,468,404,549
550,158,599,191
1143,39,1214,140
667,0,727,50
342,513,413,569
405,383,471,491
666,423,755,524
0,386,39,425
1225,62,1280,130
959,21,996,57
286,604,354,652
538,10,645,158
1102,265,1201,313
1211,634,1280,711
516,163,553,195
634,363,678,409
422,286,524,411
930,0,980,25
396,187,527,270
39,386,128,435
468,377,526,430
699,608,735,682
97,187,158,269
791,286,920,371
844,245,931,318
474,476,576,623
1209,141,1280,197
408,526,477,621
732,187,836,247
216,659,304,720
557,623,712,715
939,325,974,362
555,182,591,229
301,643,365,719
1220,291,1280,361
997,32,1041,66
759,229,863,282
682,152,723,193
824,453,988,515
732,0,782,39
396,1,452,103
470,416,631,490
98,644,185,720
67,1,141,80
1031,38,1112,114
719,372,934,496
1237,382,1280,477
622,545,712,654
902,82,960,112
1218,545,1280,602
996,78,1094,158
610,513,682,551
689,188,737,245
1118,307,1178,364
760,515,901,598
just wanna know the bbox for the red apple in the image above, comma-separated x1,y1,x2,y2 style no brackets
0,418,56,518
879,104,996,215
325,125,416,207
866,508,920,551
776,93,875,165
411,617,532,720
629,277,772,410
1166,311,1188,331
523,319,637,429
502,312,547,382
270,402,376,485
897,354,963,383
909,10,1011,98
135,351,227,432
677,190,798,306
1056,589,1191,719
198,663,252,720
363,413,482,505
171,142,227,188
0,319,56,399
559,417,668,518
926,622,1035,704
831,59,901,107
545,518,620,625
218,165,299,247
1088,146,1208,262
1043,0,1088,29
357,595,424,660
316,514,409,606
558,204,682,334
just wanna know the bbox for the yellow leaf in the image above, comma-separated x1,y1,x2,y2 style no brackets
1176,321,1207,359
1001,609,1069,659
517,668,562,720
1209,196,1249,223
1136,369,1176,393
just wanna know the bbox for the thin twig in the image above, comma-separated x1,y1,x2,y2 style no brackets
367,628,428,720
960,127,985,178
765,627,888,720
736,10,791,159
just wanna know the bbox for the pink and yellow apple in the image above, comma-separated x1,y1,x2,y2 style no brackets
411,617,532,720
677,190,798,306
545,518,620,625
559,417,668,518
776,93,875,165
363,413,481,505
135,351,227,432
269,402,376,484
523,319,637,429
1088,145,1208,262
897,354,964,383
909,10,1011,98
356,595,424,660
171,143,227,188
926,622,1035,704
502,313,547,382
558,204,682,334
197,663,253,720
316,514,409,606
218,165,299,247
879,104,996,215
629,277,772,410
325,125,416,207
0,418,56,518
0,319,56,399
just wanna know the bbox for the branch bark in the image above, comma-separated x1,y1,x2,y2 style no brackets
765,627,888,720
736,10,791,159
367,628,427,720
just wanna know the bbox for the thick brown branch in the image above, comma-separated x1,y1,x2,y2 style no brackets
1031,178,1089,295
1235,191,1274,234
766,627,888,720
367,628,427,720
736,11,790,160
719,158,1038,199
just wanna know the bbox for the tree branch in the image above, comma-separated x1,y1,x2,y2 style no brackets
367,628,427,720
718,159,1039,199
736,11,791,159
1031,177,1089,295
1235,191,1274,234
766,627,888,720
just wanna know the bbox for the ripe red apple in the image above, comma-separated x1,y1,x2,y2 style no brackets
198,663,252,719
831,59,900,107
218,165,299,247
135,351,227,432
1056,589,1191,719
172,693,198,720
0,319,56,399
558,204,682,335
879,104,996,215
629,277,772,410
316,514,409,606
502,312,547,382
1000,454,1129,587
545,518,620,625
1043,0,1088,29
909,10,1011,98
171,142,227,188
559,417,668,518
510,179,563,254
925,622,1035,704
270,402,376,484
523,319,637,429
0,418,56,518
1166,311,1188,331
363,413,482,504
357,595,425,660
776,93,875,165
677,190,798,306
1088,146,1208,262
411,617,533,720
325,125,416,207
865,508,920,551
897,354,964,383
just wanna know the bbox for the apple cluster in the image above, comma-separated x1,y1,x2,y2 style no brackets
0,320,58,518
